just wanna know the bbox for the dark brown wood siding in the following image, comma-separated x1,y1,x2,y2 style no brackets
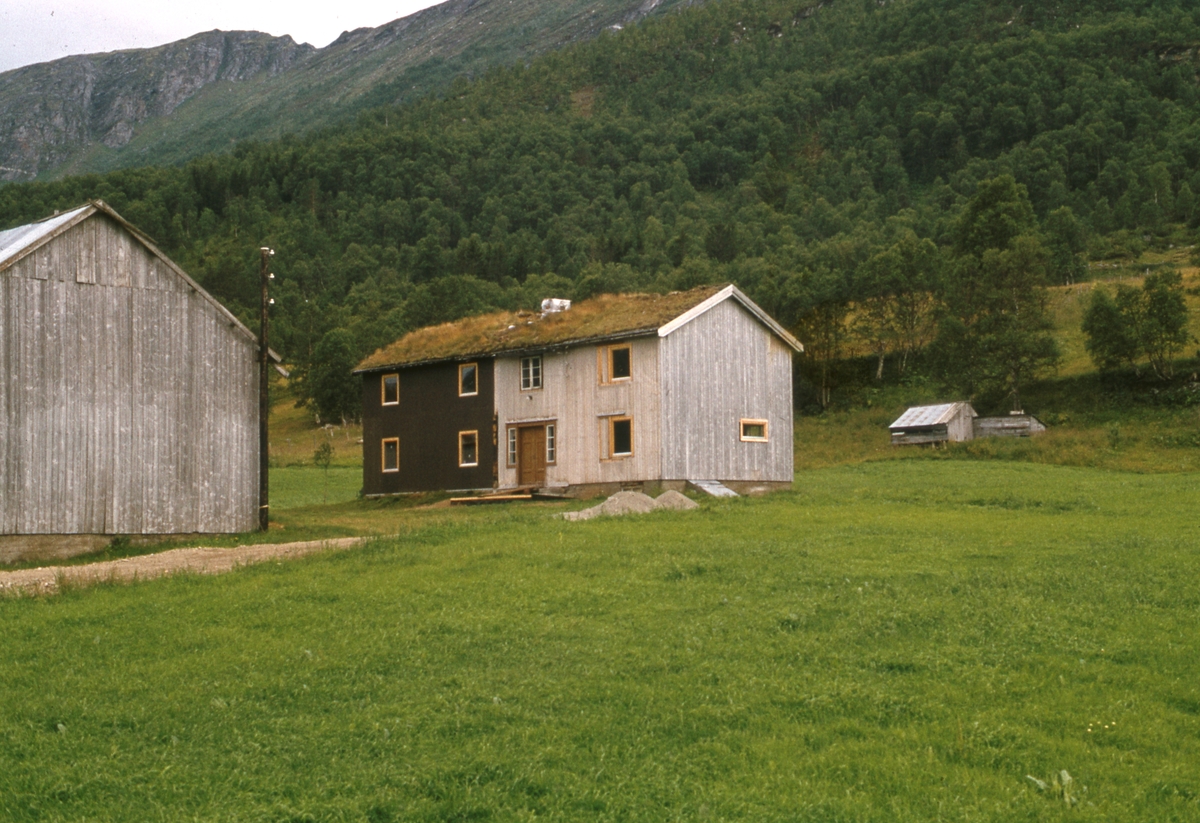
361,359,495,494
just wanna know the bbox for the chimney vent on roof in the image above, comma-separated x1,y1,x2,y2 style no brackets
541,298,571,316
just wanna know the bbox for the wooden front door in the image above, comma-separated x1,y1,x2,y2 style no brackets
517,426,546,486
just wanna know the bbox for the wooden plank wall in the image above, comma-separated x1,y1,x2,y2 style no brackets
0,214,258,535
495,335,662,488
659,299,794,483
946,407,976,442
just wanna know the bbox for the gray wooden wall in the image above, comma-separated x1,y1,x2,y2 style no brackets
0,213,259,534
495,335,662,488
659,299,794,483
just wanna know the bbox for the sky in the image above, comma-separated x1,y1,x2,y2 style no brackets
1,0,445,73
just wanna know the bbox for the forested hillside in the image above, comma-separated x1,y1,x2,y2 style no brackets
0,0,698,181
2,0,1198,418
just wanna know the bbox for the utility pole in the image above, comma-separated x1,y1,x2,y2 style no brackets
259,246,275,532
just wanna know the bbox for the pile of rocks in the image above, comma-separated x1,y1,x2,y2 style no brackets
560,490,699,521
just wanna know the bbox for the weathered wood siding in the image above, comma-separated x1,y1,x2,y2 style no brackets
495,335,661,488
890,428,948,446
659,299,793,483
946,406,975,442
974,415,1046,438
0,213,258,534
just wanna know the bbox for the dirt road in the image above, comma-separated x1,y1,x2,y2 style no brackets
0,537,374,596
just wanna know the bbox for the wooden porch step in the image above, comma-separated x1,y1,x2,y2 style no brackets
449,494,533,506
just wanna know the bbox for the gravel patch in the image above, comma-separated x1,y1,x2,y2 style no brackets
0,537,372,597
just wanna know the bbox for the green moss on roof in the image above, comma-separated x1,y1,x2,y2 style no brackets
355,285,725,372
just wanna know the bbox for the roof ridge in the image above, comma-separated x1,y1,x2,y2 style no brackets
355,284,731,373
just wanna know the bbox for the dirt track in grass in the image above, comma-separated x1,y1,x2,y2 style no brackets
0,537,373,596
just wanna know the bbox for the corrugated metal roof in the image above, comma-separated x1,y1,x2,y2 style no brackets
0,205,90,269
889,402,974,430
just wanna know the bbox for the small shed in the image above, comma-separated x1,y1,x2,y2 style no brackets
974,414,1047,439
889,402,977,446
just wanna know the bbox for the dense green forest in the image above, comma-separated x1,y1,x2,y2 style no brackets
2,0,1199,417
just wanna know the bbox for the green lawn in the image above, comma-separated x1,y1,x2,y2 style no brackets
271,465,363,509
2,461,1199,821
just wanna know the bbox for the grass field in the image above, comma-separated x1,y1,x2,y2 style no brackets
3,461,1200,821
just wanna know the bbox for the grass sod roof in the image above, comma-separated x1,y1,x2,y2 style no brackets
355,285,727,372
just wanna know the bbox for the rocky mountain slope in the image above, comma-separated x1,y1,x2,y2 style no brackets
0,0,694,182
0,31,312,182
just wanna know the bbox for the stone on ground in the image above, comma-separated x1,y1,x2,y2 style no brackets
597,491,657,516
560,489,699,520
653,490,699,510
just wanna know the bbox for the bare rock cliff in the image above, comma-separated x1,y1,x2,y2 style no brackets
0,31,314,181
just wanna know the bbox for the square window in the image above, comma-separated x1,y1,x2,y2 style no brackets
382,438,400,472
610,417,633,457
381,374,399,406
546,424,556,464
521,355,542,390
740,419,769,442
459,363,478,397
459,431,479,467
610,346,631,380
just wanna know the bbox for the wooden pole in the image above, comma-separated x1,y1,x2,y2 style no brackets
259,247,273,532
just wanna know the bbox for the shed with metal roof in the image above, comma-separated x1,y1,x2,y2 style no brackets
888,402,977,446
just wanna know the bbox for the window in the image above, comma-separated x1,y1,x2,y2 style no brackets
610,346,631,380
507,427,518,466
381,374,399,406
546,424,556,464
610,417,633,457
520,356,542,390
382,438,400,472
598,344,632,383
459,362,478,397
740,419,769,442
459,431,479,467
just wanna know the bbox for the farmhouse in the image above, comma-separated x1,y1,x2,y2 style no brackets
0,201,265,551
354,284,803,497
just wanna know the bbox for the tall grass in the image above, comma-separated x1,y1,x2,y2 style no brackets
2,462,1199,820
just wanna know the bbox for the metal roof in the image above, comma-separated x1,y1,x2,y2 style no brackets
0,205,90,269
888,402,976,430
0,201,283,364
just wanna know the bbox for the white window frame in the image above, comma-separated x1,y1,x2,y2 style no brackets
520,355,543,391
546,423,556,464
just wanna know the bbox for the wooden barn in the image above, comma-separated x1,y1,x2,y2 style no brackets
1,201,263,553
355,284,803,497
889,402,977,446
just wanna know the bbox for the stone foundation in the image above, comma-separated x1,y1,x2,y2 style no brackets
552,478,786,499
